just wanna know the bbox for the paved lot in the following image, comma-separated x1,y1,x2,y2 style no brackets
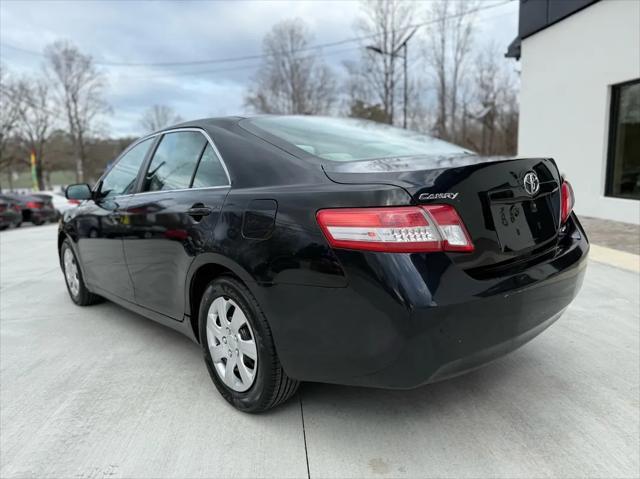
1,224,639,478
580,216,640,255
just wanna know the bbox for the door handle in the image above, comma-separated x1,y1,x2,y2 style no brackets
187,205,212,218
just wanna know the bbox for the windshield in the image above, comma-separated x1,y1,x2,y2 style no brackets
249,116,472,162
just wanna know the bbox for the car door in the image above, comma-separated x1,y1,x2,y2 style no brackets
74,137,155,301
122,129,230,320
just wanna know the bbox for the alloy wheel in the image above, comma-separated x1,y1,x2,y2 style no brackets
63,248,80,298
206,296,258,392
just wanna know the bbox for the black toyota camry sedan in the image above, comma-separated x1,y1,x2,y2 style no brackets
60,116,588,412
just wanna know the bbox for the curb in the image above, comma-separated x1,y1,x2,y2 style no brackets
589,244,640,273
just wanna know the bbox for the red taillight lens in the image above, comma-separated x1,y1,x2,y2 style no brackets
316,205,474,253
423,204,475,252
560,179,575,224
26,201,43,209
68,199,80,205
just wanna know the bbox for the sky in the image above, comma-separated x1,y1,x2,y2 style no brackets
0,0,519,137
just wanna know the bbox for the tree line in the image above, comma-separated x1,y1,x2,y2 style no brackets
246,0,519,155
0,43,182,191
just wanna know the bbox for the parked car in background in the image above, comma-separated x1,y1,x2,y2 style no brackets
33,191,80,218
59,116,588,413
0,195,22,230
6,193,57,225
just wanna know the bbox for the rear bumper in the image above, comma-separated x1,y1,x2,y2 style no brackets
256,216,589,388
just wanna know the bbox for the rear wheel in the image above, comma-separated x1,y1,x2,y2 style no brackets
199,276,299,412
61,239,100,306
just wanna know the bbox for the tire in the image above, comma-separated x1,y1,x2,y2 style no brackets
199,275,299,413
60,239,101,306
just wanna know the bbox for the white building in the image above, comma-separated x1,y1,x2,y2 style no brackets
507,0,640,224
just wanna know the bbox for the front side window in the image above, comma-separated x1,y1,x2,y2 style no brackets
192,144,229,188
249,116,471,162
144,131,207,192
606,79,640,200
101,138,153,197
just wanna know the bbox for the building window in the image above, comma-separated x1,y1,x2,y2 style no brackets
606,79,640,200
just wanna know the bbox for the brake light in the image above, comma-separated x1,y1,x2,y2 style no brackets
316,205,474,253
25,201,43,209
68,199,80,205
560,179,575,224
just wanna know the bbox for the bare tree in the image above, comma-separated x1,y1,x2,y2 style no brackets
45,40,109,183
0,67,20,160
0,66,22,189
245,18,337,114
10,77,57,190
424,0,477,141
349,0,417,124
140,105,183,132
470,42,519,155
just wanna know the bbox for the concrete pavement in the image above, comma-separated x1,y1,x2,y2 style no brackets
1,224,638,478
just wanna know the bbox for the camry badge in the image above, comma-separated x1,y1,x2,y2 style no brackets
419,192,459,201
523,171,540,196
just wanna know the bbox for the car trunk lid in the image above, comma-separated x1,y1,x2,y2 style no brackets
323,155,562,270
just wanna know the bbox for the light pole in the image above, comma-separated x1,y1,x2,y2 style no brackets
366,27,418,129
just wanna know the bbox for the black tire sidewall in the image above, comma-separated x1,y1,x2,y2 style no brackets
199,277,275,412
61,239,88,305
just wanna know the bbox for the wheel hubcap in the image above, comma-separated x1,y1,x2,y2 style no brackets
63,249,80,298
206,297,258,392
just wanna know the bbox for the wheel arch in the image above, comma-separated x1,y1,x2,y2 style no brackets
186,254,257,343
57,227,89,279
57,228,76,261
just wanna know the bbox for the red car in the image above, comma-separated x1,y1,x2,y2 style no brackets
0,195,22,230
5,193,57,225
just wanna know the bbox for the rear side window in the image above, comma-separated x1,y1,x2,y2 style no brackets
144,131,207,192
192,144,229,188
101,138,153,197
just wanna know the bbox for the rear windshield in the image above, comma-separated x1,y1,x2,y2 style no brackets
249,116,471,162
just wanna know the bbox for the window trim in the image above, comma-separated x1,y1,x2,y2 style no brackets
95,127,231,198
604,78,640,201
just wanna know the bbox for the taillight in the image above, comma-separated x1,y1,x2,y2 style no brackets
68,199,80,205
25,201,43,209
316,205,474,253
560,179,575,224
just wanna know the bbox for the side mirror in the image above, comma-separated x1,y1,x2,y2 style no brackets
65,183,93,201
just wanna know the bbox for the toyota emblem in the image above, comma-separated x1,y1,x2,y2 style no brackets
523,171,540,196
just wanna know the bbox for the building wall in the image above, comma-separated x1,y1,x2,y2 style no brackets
518,0,640,224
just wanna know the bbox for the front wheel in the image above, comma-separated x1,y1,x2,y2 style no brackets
60,239,100,306
199,276,299,412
